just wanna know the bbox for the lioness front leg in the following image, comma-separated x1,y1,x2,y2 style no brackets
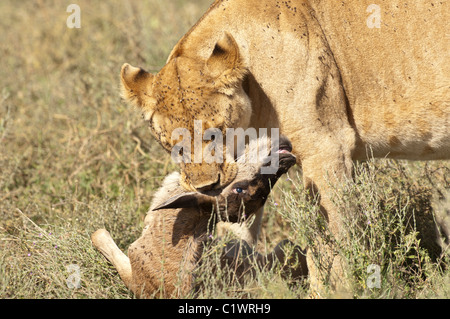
300,148,354,296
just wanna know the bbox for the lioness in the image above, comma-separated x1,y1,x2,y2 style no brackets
120,0,449,293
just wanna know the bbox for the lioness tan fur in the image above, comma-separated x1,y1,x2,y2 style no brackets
120,0,449,293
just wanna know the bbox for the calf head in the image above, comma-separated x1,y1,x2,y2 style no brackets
153,136,296,222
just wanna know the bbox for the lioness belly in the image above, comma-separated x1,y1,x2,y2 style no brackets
353,101,450,161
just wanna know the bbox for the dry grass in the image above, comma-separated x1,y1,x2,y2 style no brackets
0,0,448,299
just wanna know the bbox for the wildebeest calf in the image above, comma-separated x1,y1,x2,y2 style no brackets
91,136,307,298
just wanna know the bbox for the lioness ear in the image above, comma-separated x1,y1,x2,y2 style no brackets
120,63,154,108
152,192,216,211
206,32,247,93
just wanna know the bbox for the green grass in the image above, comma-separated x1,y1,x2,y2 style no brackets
0,0,448,299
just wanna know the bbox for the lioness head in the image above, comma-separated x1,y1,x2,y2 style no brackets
121,32,251,191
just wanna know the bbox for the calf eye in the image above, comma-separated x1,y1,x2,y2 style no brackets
233,187,247,194
231,181,250,195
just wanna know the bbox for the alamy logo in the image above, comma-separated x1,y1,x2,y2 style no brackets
66,4,81,29
366,264,381,289
170,121,282,175
366,4,381,29
66,264,81,289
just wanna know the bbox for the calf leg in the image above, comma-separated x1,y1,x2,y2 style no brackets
221,239,308,281
216,206,264,246
268,239,308,281
91,229,133,290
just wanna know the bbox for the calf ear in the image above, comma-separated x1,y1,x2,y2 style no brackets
206,32,247,94
120,63,155,108
152,192,216,211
